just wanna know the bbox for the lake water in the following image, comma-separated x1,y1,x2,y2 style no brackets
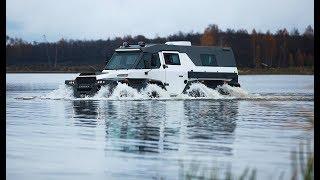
6,74,314,180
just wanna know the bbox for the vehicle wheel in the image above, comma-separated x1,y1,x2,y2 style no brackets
148,91,160,98
217,87,230,95
187,89,206,97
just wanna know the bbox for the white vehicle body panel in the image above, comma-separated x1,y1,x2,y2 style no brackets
99,51,238,96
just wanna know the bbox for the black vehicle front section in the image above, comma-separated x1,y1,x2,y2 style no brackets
65,73,108,98
65,73,164,98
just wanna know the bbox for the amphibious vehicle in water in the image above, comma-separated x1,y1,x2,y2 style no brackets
65,41,240,98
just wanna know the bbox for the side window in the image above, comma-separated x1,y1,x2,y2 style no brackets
150,53,161,68
135,58,145,69
136,53,151,69
200,54,218,66
163,53,180,65
135,53,161,69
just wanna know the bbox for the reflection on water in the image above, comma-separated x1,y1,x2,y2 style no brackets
184,100,237,135
70,100,238,156
184,100,237,156
72,101,98,127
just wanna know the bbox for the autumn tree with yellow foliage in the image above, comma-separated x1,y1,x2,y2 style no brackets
200,24,219,46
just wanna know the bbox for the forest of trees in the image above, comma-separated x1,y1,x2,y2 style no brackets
6,24,314,70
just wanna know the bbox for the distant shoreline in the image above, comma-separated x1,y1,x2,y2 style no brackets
238,67,313,75
6,67,313,75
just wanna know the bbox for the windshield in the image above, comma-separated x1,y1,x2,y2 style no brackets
105,51,141,70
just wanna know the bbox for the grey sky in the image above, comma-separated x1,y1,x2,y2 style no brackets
6,0,314,42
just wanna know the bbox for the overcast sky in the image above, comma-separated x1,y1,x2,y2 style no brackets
6,0,314,42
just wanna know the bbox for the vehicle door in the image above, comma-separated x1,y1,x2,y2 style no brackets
138,52,165,86
160,51,187,96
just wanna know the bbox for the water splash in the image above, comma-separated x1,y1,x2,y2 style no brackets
93,86,111,99
93,83,170,100
15,82,313,101
141,84,171,99
185,83,224,99
41,84,74,100
108,82,144,100
217,84,251,98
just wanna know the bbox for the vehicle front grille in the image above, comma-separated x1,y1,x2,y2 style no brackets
77,87,93,92
75,77,96,84
75,77,97,93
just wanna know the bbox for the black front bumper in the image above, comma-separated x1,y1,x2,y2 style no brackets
65,77,155,98
65,77,118,98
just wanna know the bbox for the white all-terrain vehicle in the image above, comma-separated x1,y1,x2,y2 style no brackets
65,41,240,98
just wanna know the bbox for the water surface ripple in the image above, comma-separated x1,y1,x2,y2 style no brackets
6,74,314,180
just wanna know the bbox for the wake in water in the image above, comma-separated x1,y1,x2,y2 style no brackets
39,82,252,100
14,82,313,101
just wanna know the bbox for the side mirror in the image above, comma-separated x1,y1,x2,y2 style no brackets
163,64,168,69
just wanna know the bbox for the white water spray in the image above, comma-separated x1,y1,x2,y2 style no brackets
42,84,74,100
185,83,224,99
21,82,310,101
39,82,253,100
108,82,144,100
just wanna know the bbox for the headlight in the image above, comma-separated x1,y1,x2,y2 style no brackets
97,80,105,84
65,80,75,85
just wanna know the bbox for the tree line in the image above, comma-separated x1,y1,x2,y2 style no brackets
6,24,314,69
